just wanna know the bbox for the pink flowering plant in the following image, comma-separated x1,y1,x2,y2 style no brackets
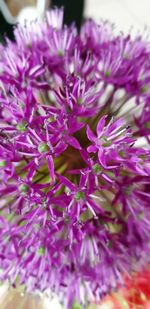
0,8,150,309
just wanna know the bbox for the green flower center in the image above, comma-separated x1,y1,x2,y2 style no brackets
93,163,101,175
72,301,83,309
19,184,29,195
102,137,111,147
16,120,27,132
77,98,82,105
119,150,125,158
58,49,64,56
38,143,50,153
141,85,148,93
145,121,150,129
0,160,6,167
75,191,85,201
105,70,110,77
37,246,45,256
6,213,14,222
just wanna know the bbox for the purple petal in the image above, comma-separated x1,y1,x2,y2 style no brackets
87,145,97,153
47,155,55,183
86,125,96,142
96,115,107,137
67,136,81,150
98,148,107,168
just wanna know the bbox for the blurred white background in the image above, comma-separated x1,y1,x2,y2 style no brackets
85,0,150,34
1,0,150,32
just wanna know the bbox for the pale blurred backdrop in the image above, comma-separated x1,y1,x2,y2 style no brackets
1,0,150,29
85,0,150,34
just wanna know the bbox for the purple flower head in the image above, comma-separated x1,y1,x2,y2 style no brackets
0,8,150,309
87,116,133,168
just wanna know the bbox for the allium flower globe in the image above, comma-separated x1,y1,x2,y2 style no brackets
0,8,150,309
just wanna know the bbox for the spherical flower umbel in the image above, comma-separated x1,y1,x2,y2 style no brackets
0,8,150,309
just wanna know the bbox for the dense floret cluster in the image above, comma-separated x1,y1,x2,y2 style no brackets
0,9,150,309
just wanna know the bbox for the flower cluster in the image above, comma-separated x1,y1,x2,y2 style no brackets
0,8,150,309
